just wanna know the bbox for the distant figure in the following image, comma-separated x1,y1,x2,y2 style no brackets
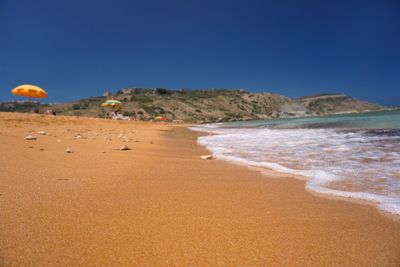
110,110,130,120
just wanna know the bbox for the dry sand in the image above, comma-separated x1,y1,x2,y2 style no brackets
0,112,399,266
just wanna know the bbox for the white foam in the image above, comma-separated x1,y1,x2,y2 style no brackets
191,124,400,215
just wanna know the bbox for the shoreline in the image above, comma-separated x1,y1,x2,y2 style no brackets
190,124,400,222
193,135,400,222
1,112,399,265
193,136,400,223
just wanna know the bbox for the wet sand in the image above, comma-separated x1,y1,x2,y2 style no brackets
0,112,399,266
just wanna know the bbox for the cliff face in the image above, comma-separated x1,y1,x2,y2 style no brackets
0,89,385,122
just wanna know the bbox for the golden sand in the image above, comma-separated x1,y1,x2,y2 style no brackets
0,112,399,266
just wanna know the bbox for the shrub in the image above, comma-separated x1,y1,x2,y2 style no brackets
156,88,168,95
72,104,81,110
123,111,135,116
135,95,153,104
143,106,165,115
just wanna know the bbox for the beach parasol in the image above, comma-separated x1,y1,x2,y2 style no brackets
101,99,122,108
11,84,48,102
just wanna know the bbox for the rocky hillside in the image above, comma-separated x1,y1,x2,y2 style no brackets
0,88,385,122
297,94,382,115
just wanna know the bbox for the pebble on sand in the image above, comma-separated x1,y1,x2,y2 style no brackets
26,135,37,140
119,144,131,151
66,148,73,153
200,155,213,160
38,131,47,135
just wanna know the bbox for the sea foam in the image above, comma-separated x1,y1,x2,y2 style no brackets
191,122,400,216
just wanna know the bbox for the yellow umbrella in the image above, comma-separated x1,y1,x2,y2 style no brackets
101,99,122,108
101,99,122,119
11,84,48,102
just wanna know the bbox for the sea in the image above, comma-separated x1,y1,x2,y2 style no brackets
191,110,400,216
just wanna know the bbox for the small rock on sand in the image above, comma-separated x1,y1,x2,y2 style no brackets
56,139,61,142
201,155,213,160
38,131,47,135
26,135,37,140
119,144,130,151
66,148,73,153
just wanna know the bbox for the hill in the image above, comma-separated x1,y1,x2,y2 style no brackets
0,88,385,122
296,94,383,115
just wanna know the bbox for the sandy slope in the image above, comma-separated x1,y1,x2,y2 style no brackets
0,112,399,266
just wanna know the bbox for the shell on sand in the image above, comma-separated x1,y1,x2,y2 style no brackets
201,155,212,160
26,135,37,140
119,144,130,151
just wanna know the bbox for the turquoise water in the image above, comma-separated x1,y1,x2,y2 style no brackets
223,110,400,130
192,110,400,215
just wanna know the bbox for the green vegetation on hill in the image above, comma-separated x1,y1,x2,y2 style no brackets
0,88,385,122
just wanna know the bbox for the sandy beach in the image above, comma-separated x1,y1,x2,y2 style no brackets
0,112,399,266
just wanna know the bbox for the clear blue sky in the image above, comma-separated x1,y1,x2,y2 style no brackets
1,0,399,105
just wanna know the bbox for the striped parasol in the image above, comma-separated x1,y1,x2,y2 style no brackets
101,99,122,108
